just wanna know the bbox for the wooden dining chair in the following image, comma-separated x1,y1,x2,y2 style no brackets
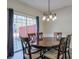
65,34,72,59
54,32,62,40
20,37,41,59
44,38,66,59
37,32,43,40
28,33,41,54
20,37,28,59
28,33,37,45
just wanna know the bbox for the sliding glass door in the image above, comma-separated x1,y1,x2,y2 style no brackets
13,14,37,52
13,14,27,52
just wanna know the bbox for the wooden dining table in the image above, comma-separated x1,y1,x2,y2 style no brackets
32,37,59,48
32,37,60,59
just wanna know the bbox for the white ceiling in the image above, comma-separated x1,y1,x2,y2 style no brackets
17,0,72,12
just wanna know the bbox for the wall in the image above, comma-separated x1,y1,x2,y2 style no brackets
43,6,72,37
7,0,44,32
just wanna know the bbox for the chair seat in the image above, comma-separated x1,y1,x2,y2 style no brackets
44,49,58,59
26,47,41,54
25,52,40,59
44,49,64,59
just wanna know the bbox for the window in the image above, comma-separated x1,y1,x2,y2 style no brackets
27,17,36,26
13,14,27,52
13,15,26,33
13,14,37,52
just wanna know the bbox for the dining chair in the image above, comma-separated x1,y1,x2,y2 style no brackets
65,34,72,59
28,33,37,45
20,37,41,59
44,38,66,59
37,32,43,40
53,32,62,51
54,32,62,40
28,33,41,54
20,37,28,59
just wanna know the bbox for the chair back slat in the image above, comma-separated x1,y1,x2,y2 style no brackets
37,32,43,40
57,38,66,59
28,33,37,45
54,32,62,40
20,37,32,59
66,35,72,49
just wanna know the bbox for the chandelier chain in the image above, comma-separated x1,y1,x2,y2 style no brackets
48,0,50,13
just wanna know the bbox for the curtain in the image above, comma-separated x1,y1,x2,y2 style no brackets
36,16,39,44
7,8,14,57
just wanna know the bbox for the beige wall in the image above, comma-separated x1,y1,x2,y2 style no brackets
43,6,72,37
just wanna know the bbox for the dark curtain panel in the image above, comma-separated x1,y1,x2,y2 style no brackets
36,16,39,44
7,8,14,57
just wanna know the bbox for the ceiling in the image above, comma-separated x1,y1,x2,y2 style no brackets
17,0,72,12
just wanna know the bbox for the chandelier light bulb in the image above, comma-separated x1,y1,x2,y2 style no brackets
47,18,50,21
49,14,53,19
42,16,46,21
52,16,57,21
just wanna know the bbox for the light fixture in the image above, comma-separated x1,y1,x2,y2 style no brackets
47,18,49,21
42,16,46,21
42,0,57,21
52,16,57,21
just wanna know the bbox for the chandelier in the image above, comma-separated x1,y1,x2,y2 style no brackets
42,0,57,21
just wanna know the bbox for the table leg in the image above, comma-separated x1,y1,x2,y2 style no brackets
36,49,50,59
41,49,50,59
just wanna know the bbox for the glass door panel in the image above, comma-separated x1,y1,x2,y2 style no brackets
13,14,37,52
13,14,26,52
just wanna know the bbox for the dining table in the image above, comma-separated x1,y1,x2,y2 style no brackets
32,37,60,59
